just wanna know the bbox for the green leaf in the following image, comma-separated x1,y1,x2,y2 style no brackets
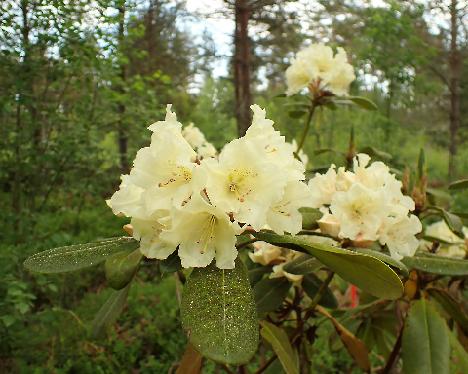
260,321,299,374
288,110,306,119
299,207,322,230
439,209,464,237
448,328,468,373
401,253,468,276
159,251,182,274
449,179,468,191
254,277,291,315
283,254,322,275
359,146,392,161
426,188,452,204
24,237,139,274
302,273,337,308
181,259,258,365
105,249,142,290
253,232,403,299
427,288,468,332
347,96,378,111
248,265,272,286
350,247,409,276
91,284,130,338
402,299,450,374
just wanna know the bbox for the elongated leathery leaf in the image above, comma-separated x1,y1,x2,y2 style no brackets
449,178,468,191
350,247,408,276
181,259,258,365
283,254,322,275
260,321,299,374
24,237,139,274
253,232,403,299
92,284,130,338
402,252,468,276
427,288,468,332
402,299,450,374
254,277,291,315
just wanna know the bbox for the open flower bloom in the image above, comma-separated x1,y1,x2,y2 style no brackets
307,153,422,259
131,214,174,259
331,183,387,241
106,175,147,219
285,44,355,96
266,181,313,235
203,138,287,231
379,215,422,260
160,194,241,269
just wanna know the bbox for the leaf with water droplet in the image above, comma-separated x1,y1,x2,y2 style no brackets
24,237,139,274
181,259,258,365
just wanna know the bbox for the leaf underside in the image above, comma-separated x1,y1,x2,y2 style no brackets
24,237,139,273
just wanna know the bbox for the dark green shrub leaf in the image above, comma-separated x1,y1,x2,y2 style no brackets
181,259,258,365
449,179,468,191
24,237,139,274
402,253,468,276
350,247,408,276
260,321,299,374
347,96,378,110
359,146,392,161
105,248,142,290
283,254,322,275
253,232,403,299
402,299,450,374
91,284,130,338
302,273,337,308
299,207,322,230
254,277,291,315
248,265,272,286
159,251,182,274
448,328,468,373
427,288,468,332
288,110,306,118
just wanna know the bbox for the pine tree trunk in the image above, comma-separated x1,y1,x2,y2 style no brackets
448,0,460,181
117,2,129,173
233,0,252,136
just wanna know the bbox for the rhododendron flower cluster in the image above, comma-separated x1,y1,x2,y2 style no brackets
107,104,311,269
308,154,422,260
285,43,355,96
249,242,303,283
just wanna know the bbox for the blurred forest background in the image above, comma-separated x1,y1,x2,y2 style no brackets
0,0,467,372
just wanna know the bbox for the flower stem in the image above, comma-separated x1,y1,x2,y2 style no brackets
296,101,317,154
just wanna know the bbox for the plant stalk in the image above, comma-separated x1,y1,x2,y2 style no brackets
296,102,317,154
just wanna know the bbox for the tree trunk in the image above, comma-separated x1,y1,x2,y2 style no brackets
448,0,461,181
233,0,252,136
117,2,129,173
